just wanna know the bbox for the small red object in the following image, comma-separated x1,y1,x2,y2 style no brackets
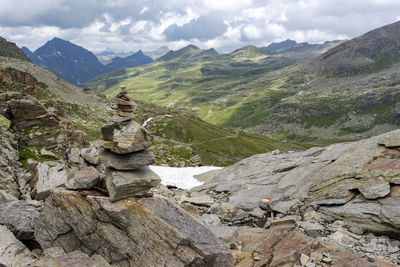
263,197,272,200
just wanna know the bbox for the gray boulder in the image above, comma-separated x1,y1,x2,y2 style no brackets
30,163,68,200
35,189,234,266
80,141,101,165
101,121,152,154
105,166,161,201
65,167,100,190
99,149,155,170
0,225,36,266
0,200,41,240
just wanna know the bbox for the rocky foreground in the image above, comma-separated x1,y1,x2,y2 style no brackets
1,66,400,266
0,72,232,266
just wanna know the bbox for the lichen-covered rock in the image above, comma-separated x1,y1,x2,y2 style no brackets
35,189,234,266
105,166,161,201
0,190,18,203
99,149,155,170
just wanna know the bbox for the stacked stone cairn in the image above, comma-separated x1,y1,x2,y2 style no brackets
100,87,161,201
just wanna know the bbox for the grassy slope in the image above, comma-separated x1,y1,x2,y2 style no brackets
132,101,306,166
85,29,400,145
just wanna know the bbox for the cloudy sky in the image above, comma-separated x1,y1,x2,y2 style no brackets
0,0,399,53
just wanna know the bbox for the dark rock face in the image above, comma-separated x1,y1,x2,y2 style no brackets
313,20,400,76
0,36,30,61
24,37,110,85
35,189,234,266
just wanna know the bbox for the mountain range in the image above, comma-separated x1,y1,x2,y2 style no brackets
22,38,156,85
85,20,400,145
22,38,110,85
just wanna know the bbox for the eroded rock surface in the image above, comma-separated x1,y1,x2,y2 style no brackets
35,189,233,266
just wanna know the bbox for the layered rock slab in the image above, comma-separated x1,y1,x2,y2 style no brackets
105,166,161,201
35,189,233,266
99,149,154,170
192,129,400,236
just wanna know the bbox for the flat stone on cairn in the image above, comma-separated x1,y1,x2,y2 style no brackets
100,86,160,201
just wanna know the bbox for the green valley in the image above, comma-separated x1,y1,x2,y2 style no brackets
86,21,400,145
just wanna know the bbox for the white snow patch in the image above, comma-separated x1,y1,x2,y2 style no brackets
149,166,222,190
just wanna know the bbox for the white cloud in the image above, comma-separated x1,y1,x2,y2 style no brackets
0,0,399,53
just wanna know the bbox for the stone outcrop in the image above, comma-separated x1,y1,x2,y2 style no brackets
100,89,160,201
35,189,234,266
192,129,400,237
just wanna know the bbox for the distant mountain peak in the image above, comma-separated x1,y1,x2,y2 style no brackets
105,50,153,70
25,38,110,85
185,44,200,50
267,39,299,52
